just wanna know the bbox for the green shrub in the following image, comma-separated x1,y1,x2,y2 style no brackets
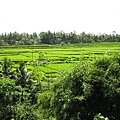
37,91,53,119
51,62,91,120
0,78,21,119
94,113,109,120
0,59,42,119
51,55,120,120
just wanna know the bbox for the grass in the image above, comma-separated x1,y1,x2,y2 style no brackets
0,42,120,78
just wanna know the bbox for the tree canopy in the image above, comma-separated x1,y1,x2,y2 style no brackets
0,31,120,46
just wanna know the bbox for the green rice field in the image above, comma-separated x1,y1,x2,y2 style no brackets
0,42,120,78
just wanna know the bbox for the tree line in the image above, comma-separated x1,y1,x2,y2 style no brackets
0,31,120,46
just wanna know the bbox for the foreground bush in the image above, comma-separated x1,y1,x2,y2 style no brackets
0,55,120,119
0,59,41,119
51,55,120,120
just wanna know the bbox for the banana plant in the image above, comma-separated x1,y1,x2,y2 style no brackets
16,60,33,88
16,60,41,104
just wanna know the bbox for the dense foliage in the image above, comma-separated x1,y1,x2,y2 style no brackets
0,31,120,45
51,55,120,120
0,58,41,119
0,54,120,119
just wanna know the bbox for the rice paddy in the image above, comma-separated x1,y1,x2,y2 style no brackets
0,42,120,78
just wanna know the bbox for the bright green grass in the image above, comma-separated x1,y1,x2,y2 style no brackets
0,42,120,78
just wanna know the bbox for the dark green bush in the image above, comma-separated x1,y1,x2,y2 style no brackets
37,91,53,119
51,62,91,120
51,55,120,120
0,78,16,119
0,55,120,119
0,59,42,120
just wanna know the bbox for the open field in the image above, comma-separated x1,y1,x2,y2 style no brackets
0,42,120,78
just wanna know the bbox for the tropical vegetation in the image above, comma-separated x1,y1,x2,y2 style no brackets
0,31,120,120
0,31,120,46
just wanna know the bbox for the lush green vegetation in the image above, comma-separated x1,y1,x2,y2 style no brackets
0,31,120,46
0,42,120,79
52,55,120,120
0,41,120,120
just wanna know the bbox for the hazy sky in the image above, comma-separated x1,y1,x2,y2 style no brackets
0,0,120,34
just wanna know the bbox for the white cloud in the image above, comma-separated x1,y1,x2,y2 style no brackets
0,0,120,34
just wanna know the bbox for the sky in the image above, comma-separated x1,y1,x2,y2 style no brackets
0,0,120,34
